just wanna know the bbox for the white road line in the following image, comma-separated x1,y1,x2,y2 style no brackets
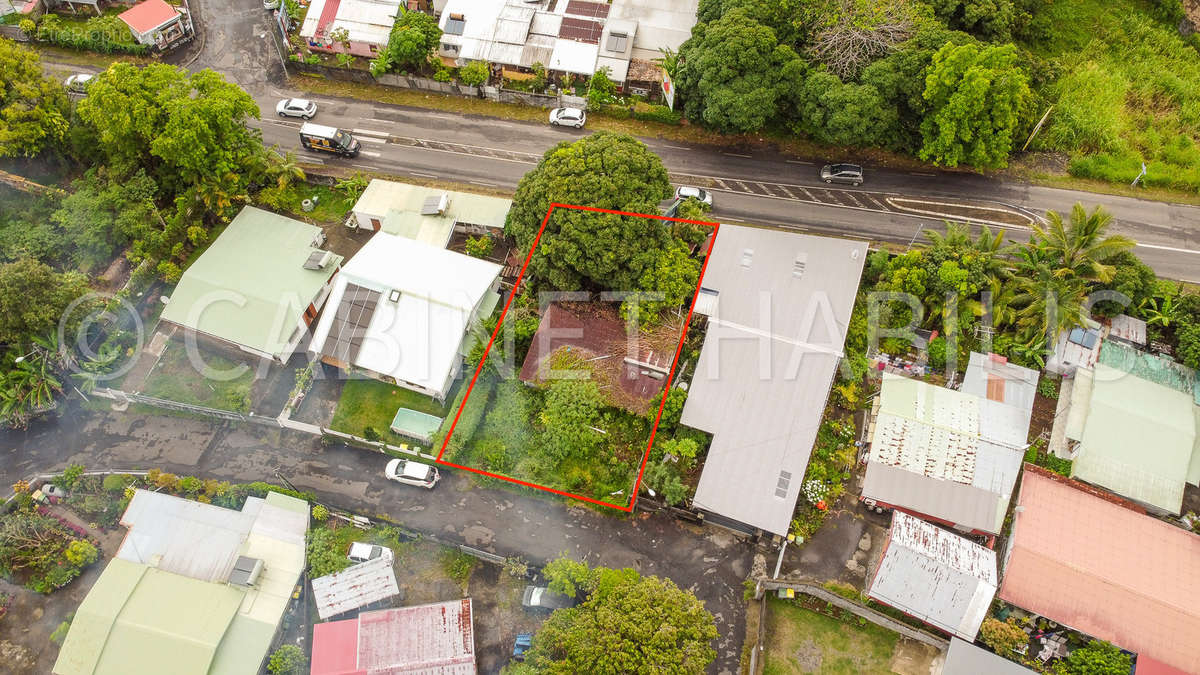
300,157,324,164
367,118,393,123
910,172,937,176
352,164,375,169
470,181,497,187
270,120,301,128
410,171,437,178
785,159,814,165
360,150,381,158
1136,242,1200,254
663,145,691,150
723,152,752,158
352,128,391,138
357,136,387,144
721,217,745,223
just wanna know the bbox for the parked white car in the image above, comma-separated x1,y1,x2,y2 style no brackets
276,98,317,119
384,458,440,489
674,186,713,207
347,542,394,564
263,0,280,8
64,73,94,92
549,107,586,128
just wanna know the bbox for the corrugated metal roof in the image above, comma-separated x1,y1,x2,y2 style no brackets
354,179,511,234
530,11,561,36
1098,339,1196,395
1109,314,1147,346
862,373,1028,534
943,638,1035,675
961,352,1038,431
312,556,400,620
312,601,476,674
684,226,867,535
117,489,257,582
867,512,996,640
549,37,598,73
999,468,1200,674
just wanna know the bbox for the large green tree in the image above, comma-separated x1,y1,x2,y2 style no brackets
925,0,1036,42
505,132,674,293
537,378,604,461
0,38,69,158
51,168,159,272
1052,641,1131,675
1032,203,1133,283
373,9,441,74
919,42,1031,168
794,70,898,147
0,259,89,347
525,565,718,674
676,9,804,133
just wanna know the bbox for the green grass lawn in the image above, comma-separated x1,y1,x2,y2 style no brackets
140,341,255,412
329,378,456,446
257,182,357,225
762,597,899,675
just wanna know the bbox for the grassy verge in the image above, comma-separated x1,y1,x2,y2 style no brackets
329,378,455,446
763,596,899,675
32,44,152,69
140,342,255,411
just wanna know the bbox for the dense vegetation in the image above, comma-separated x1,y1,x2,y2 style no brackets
676,0,1200,188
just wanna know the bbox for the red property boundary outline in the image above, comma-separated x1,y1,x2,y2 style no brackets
436,203,720,511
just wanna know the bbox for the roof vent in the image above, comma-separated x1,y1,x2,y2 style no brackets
421,193,449,215
304,250,334,270
740,248,754,269
387,289,401,303
228,556,264,587
792,253,807,278
774,470,792,498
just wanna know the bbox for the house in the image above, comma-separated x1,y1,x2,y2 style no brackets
942,638,1035,675
53,490,309,675
1061,339,1200,514
308,232,501,400
310,600,476,675
312,556,400,620
1045,320,1102,376
301,0,403,57
161,206,343,362
866,512,997,640
680,226,867,536
436,0,697,88
117,0,192,49
998,466,1200,674
350,179,511,244
860,354,1038,536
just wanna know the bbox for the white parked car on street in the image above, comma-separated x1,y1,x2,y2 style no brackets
276,98,317,119
674,186,713,207
347,542,394,564
64,73,94,92
549,107,586,128
384,457,440,489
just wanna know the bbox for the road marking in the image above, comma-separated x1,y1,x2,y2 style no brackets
470,181,497,187
410,171,437,178
721,217,745,223
664,145,691,150
352,164,375,169
1136,242,1200,255
299,157,324,164
786,159,814,165
352,128,391,138
367,118,393,124
360,150,381,158
723,152,752,158
357,136,387,144
910,172,937,176
270,120,300,128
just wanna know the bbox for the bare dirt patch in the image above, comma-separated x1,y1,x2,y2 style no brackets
468,563,545,674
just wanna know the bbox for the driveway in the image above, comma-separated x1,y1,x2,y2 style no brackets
185,0,284,94
0,404,755,673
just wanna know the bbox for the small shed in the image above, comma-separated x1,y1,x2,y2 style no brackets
118,0,190,48
311,556,400,620
1108,313,1147,346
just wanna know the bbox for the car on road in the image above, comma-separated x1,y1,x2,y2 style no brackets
299,122,360,157
64,73,94,92
549,107,586,128
347,542,394,564
512,633,533,661
522,585,577,611
276,98,317,119
384,457,440,489
820,163,864,186
674,185,713,207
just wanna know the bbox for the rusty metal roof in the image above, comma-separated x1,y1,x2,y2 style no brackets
311,556,399,620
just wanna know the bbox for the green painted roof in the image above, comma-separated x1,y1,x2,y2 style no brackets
264,490,309,515
160,207,342,358
53,559,245,675
1071,363,1198,513
356,180,511,238
381,209,454,247
1098,339,1196,398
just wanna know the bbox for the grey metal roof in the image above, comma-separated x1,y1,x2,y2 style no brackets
961,352,1038,432
683,225,867,535
943,638,1035,675
312,556,400,620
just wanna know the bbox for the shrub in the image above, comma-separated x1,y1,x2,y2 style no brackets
311,504,329,522
979,617,1027,654
432,65,453,82
464,235,494,259
305,53,321,65
1053,640,1130,675
156,261,182,283
633,105,682,126
224,385,251,413
50,620,71,645
101,474,133,492
440,549,475,583
503,556,528,578
267,644,307,675
306,527,351,577
54,464,85,491
362,426,381,442
1037,376,1058,399
529,61,547,91
153,471,179,491
64,540,98,567
18,19,35,36
178,476,202,495
459,60,490,87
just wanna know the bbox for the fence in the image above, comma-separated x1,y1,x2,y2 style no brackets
93,387,279,426
0,25,28,42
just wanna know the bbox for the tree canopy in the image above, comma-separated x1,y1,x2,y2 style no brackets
373,9,441,74
0,258,89,346
524,564,718,674
0,38,69,158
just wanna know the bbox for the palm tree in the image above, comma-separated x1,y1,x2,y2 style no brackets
1033,203,1134,283
268,150,306,191
1010,246,1089,344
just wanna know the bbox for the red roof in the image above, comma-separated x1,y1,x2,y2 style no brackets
999,467,1200,673
118,0,180,34
311,600,475,675
311,620,363,675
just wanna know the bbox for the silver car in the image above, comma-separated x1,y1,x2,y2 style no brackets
522,585,577,610
64,73,94,92
276,98,317,119
820,163,864,186
674,186,713,206
549,107,586,128
384,457,440,489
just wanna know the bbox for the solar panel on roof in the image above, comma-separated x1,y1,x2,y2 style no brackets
559,17,604,44
323,283,380,365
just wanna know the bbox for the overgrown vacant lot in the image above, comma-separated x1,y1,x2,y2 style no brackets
763,597,899,675
1026,0,1200,190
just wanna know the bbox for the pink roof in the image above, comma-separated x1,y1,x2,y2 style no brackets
999,467,1200,673
311,619,364,675
118,0,180,34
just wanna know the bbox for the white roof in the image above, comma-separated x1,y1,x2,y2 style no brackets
868,512,997,640
960,352,1039,431
549,38,599,74
309,233,501,395
682,226,867,535
301,0,403,45
608,0,699,59
312,556,400,620
862,374,1028,534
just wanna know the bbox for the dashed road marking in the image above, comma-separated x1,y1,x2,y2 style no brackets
360,150,381,158
357,136,387,144
470,181,497,187
352,164,375,170
723,152,752,158
352,128,391,138
1137,242,1200,254
410,170,437,177
786,159,814,165
910,172,937,176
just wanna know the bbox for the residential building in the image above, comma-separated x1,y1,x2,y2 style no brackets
308,232,501,400
312,556,400,620
301,0,402,57
117,0,192,49
53,490,309,675
161,206,343,362
1063,339,1200,514
680,226,867,536
860,353,1038,536
999,466,1200,674
436,0,697,89
942,638,1035,675
350,179,511,244
866,511,997,640
310,600,476,675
